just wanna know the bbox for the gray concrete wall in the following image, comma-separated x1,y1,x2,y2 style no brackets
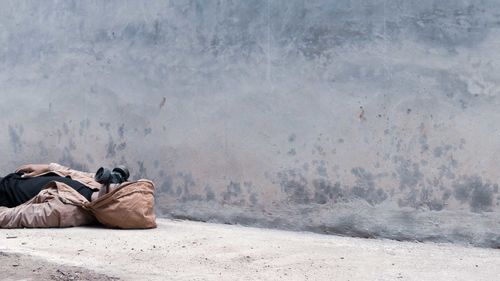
1,0,499,247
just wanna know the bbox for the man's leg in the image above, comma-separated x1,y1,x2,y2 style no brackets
0,175,19,207
0,173,46,207
0,177,11,207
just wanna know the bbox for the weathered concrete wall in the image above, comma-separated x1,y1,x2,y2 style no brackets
1,1,499,247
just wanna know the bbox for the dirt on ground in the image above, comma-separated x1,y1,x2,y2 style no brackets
0,251,119,281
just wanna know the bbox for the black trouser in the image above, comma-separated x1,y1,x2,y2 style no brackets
0,173,94,208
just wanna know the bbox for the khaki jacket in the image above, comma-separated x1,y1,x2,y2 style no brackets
0,163,156,229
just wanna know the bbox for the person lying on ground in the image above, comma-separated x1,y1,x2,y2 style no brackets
0,163,156,229
0,163,125,208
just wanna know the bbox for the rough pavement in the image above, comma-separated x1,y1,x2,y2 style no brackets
1,219,499,281
0,251,119,281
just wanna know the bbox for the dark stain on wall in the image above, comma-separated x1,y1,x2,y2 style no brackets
313,160,328,177
159,174,174,195
205,185,215,201
99,122,111,131
249,192,258,206
453,176,494,213
442,189,452,201
68,139,76,151
8,125,23,153
278,169,310,204
62,122,70,135
106,138,117,158
393,156,423,190
435,70,473,108
56,129,62,143
437,165,456,180
419,137,429,153
97,18,165,46
312,179,344,204
433,145,453,158
351,167,388,205
313,145,326,156
134,161,148,180
222,181,245,205
118,123,125,138
410,4,490,51
79,119,90,136
398,187,445,211
178,172,204,202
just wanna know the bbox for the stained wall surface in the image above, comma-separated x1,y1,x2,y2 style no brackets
1,1,499,247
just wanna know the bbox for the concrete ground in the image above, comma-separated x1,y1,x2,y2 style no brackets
1,219,499,281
